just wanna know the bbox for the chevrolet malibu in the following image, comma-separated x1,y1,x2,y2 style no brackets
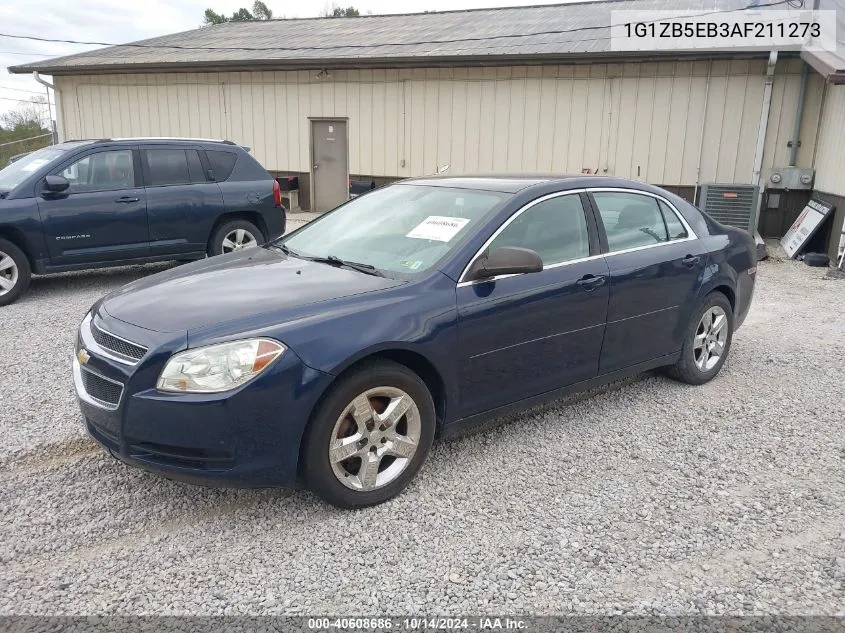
74,176,756,508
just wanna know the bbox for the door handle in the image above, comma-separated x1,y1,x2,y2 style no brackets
681,255,701,267
115,196,139,203
577,274,606,292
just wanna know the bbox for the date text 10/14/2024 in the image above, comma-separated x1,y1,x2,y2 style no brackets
307,617,527,630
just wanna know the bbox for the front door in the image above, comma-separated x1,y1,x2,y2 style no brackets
456,192,610,418
589,190,708,374
311,119,348,212
37,147,149,265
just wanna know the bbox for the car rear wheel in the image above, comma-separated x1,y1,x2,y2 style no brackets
302,360,436,508
0,238,31,307
667,292,734,385
208,219,263,257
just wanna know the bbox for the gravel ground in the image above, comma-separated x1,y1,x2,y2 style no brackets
0,245,843,616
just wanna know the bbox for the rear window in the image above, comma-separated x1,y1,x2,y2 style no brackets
206,150,237,182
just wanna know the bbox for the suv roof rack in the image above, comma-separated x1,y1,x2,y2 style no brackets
93,137,235,144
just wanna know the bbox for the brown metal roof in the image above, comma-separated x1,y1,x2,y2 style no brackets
8,0,757,75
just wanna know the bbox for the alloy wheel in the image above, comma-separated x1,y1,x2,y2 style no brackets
329,387,422,491
0,250,19,297
221,229,258,253
693,306,728,372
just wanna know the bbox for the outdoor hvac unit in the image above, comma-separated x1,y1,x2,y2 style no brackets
699,183,760,233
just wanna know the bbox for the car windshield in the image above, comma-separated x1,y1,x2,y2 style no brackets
279,184,507,276
0,147,66,191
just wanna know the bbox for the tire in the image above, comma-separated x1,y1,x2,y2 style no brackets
803,252,830,267
667,292,734,385
0,238,31,307
207,219,264,257
302,360,436,509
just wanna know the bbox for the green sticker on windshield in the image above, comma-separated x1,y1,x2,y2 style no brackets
399,260,424,270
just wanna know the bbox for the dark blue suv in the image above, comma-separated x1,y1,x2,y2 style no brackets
0,138,285,305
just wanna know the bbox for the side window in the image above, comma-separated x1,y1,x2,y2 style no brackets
206,150,238,182
488,194,590,267
186,150,206,183
593,192,668,252
58,150,135,193
145,149,190,187
658,200,689,240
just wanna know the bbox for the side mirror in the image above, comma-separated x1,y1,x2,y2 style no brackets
465,246,543,282
43,175,70,194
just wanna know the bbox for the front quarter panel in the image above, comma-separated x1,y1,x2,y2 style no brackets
0,198,50,267
189,272,461,420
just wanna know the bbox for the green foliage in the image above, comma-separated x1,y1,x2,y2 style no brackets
325,4,360,17
202,1,273,25
252,1,273,20
0,100,52,168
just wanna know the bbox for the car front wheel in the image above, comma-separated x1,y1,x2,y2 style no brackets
302,360,436,508
0,238,31,307
668,292,734,385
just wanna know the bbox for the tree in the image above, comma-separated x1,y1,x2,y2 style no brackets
202,1,273,25
322,3,360,17
252,1,273,19
0,98,52,167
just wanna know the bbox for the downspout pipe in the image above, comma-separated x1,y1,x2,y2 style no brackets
32,71,57,144
750,50,778,260
788,62,809,166
752,51,778,189
32,71,53,90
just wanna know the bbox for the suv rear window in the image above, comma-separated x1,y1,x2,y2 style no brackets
206,150,237,182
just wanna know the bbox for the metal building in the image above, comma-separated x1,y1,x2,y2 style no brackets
8,0,845,259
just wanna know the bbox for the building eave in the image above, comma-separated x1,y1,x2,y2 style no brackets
8,50,780,76
801,50,845,85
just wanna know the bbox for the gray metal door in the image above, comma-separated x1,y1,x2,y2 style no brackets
311,119,348,212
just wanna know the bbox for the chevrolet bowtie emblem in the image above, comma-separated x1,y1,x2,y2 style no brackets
77,348,90,364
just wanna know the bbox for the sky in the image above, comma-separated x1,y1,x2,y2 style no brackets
0,0,583,123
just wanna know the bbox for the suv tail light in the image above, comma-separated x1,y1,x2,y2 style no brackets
273,179,282,207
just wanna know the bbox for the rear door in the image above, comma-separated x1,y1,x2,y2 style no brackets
37,146,149,265
141,146,224,256
456,191,610,417
589,189,707,374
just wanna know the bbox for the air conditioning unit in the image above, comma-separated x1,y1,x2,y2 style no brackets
698,183,759,233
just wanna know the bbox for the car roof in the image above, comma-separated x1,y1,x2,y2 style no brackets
402,174,657,194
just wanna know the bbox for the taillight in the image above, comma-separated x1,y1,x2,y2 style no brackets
273,179,281,207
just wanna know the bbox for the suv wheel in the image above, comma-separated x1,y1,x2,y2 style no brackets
302,360,436,509
0,238,31,307
208,220,264,257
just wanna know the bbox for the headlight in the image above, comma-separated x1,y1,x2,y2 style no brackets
157,338,285,393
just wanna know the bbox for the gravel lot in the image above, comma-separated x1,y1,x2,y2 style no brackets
0,243,843,616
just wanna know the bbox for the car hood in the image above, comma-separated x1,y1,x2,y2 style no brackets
100,247,404,333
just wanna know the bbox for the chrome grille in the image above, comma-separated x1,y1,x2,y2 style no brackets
90,321,147,362
80,368,124,408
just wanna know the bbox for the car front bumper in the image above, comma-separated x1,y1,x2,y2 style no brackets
73,311,331,488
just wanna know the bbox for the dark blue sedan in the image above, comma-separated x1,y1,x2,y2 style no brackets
74,175,757,508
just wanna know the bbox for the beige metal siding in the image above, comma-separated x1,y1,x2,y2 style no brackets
814,83,845,197
54,59,817,186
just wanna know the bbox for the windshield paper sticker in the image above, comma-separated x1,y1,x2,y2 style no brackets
20,159,50,173
406,216,470,242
